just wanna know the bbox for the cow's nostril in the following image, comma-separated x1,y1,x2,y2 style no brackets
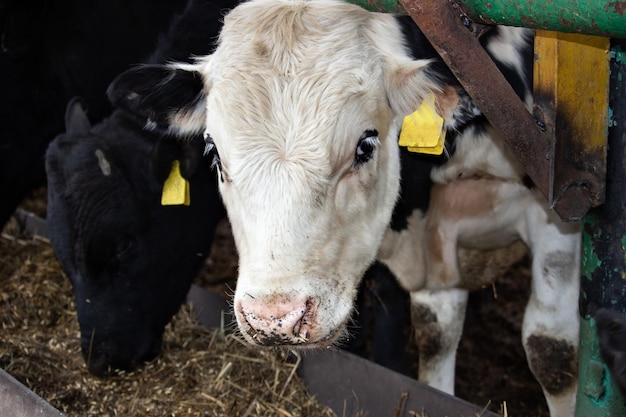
238,294,319,345
293,318,310,341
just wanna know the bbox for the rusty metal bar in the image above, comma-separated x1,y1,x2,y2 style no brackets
398,0,557,212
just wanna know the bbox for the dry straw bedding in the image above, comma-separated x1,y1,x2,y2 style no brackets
0,229,337,417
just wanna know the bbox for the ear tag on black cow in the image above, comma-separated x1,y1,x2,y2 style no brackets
161,160,190,206
399,93,446,155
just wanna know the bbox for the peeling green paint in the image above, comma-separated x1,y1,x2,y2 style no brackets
582,223,604,282
578,316,626,415
346,0,626,38
576,39,626,417
458,0,626,38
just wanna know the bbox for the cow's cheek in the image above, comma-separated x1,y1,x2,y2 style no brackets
216,181,250,257
334,150,400,265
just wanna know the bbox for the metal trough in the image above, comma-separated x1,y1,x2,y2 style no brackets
0,369,65,417
189,284,501,417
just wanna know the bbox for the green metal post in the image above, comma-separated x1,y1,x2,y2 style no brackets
576,39,626,417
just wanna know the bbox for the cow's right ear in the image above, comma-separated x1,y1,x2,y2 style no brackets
64,97,91,135
107,63,207,137
149,137,205,184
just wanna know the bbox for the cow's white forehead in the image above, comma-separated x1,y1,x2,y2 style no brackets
201,0,393,167
216,0,372,60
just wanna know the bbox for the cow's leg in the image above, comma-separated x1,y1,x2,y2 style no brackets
410,288,468,393
521,203,581,417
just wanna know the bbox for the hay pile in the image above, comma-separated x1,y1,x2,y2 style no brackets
0,227,337,417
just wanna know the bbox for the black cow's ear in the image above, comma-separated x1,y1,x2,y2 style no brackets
107,63,207,137
149,137,205,183
149,139,179,184
64,97,91,135
178,138,205,180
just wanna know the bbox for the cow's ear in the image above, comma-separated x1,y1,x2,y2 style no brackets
389,62,480,129
107,63,207,137
177,138,205,180
387,59,438,118
64,97,91,135
149,137,205,183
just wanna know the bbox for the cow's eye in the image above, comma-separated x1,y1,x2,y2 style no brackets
114,237,134,261
203,134,223,181
109,236,135,277
354,129,379,168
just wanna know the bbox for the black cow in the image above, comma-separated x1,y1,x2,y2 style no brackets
45,0,237,376
0,0,191,229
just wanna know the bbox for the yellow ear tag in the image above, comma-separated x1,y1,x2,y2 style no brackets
398,93,446,155
161,160,190,206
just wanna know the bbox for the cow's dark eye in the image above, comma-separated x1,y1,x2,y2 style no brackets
203,134,223,181
114,237,134,261
108,236,135,278
354,129,379,168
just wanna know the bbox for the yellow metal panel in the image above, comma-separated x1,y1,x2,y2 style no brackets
534,30,610,209
535,30,610,149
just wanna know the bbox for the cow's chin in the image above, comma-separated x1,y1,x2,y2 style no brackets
241,329,348,350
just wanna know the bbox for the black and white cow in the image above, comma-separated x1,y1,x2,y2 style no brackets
44,0,237,376
0,0,192,229
107,1,582,416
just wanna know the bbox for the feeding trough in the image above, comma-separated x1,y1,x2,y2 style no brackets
0,370,64,417
189,284,500,417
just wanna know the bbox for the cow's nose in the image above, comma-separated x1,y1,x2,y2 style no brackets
237,295,319,346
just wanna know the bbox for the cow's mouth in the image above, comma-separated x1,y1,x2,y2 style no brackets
241,318,347,349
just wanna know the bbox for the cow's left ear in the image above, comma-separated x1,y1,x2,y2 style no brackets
107,63,208,137
387,59,438,118
389,61,482,130
389,60,471,122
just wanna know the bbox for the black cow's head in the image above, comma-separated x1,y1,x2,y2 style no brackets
45,98,225,375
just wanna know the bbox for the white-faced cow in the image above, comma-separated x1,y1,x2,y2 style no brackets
44,0,237,376
107,1,582,416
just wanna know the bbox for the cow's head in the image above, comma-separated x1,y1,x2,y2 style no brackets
108,0,446,348
46,98,225,375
